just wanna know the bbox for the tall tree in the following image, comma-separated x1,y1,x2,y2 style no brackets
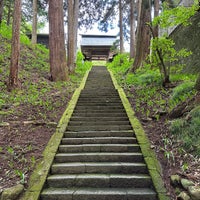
153,0,159,37
0,0,3,23
67,0,79,73
8,0,22,91
119,0,124,53
31,0,37,44
130,0,136,59
49,0,68,81
130,0,151,72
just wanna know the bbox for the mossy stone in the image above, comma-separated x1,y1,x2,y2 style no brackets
1,184,24,200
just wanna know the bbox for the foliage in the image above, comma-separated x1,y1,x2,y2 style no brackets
0,22,33,46
170,81,196,105
152,3,199,28
150,36,192,68
107,53,133,80
150,32,192,85
2,0,48,31
76,51,85,67
126,66,162,87
150,3,198,85
0,22,12,39
170,106,200,157
69,51,92,83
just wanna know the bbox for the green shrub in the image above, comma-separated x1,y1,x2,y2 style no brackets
70,52,92,83
0,22,12,39
107,53,133,75
76,51,84,68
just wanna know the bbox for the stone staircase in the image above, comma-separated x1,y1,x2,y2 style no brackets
40,66,158,200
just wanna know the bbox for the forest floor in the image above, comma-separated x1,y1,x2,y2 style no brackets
127,86,200,199
0,66,199,199
0,81,75,192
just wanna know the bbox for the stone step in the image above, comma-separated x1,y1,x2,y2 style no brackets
68,121,130,126
66,125,132,131
74,105,124,110
81,89,118,92
72,112,128,117
64,131,135,138
73,109,126,113
77,98,121,103
54,152,144,163
61,137,137,145
51,162,148,174
70,116,129,121
83,87,116,90
46,174,152,188
40,67,158,200
40,187,157,200
78,96,120,99
79,94,120,98
59,144,140,153
80,93,119,97
76,102,123,108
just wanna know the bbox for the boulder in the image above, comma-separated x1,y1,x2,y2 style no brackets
188,186,200,200
177,191,191,200
171,174,181,187
181,178,195,190
1,184,24,200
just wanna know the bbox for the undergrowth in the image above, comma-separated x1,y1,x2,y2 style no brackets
108,53,199,157
0,25,92,188
0,30,91,113
170,106,200,156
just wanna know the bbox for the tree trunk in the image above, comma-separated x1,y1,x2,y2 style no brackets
153,0,159,37
130,0,151,72
67,0,75,73
8,0,22,91
49,0,68,81
0,0,4,24
67,0,79,73
73,0,79,63
31,0,37,45
119,0,124,54
130,0,136,59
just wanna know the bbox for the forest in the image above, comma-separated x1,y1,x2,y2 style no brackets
0,0,200,199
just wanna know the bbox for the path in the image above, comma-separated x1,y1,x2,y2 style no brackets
40,66,158,200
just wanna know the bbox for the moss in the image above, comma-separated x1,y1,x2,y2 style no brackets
109,69,170,200
19,69,90,200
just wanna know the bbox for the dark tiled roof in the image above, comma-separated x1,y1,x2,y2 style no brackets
81,34,117,46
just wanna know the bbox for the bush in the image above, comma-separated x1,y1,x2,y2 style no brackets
107,53,133,75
